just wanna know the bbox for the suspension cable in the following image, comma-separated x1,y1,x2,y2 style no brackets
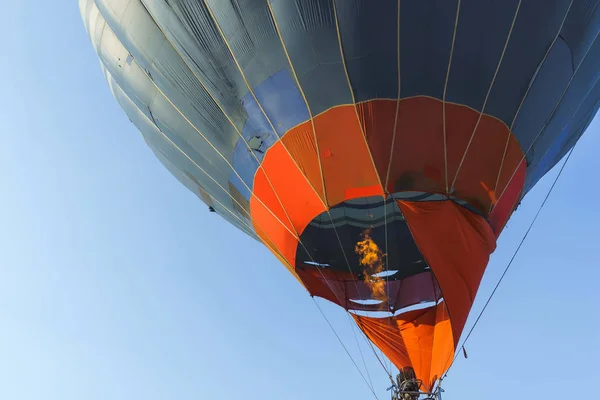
311,297,380,399
348,315,375,389
443,146,576,378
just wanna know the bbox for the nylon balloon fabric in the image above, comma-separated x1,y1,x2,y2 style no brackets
80,0,600,391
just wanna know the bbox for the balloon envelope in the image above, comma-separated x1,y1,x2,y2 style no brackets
80,0,600,391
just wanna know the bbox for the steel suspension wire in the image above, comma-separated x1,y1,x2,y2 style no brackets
443,146,576,379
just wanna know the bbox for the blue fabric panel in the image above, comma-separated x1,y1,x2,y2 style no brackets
231,135,259,200
527,122,574,189
485,0,573,127
230,85,280,199
204,0,291,89
253,69,310,135
131,0,250,135
445,0,521,111
153,116,232,183
399,0,457,99
525,96,598,192
269,0,354,115
240,92,279,161
560,0,600,68
203,0,314,136
525,75,600,191
335,0,399,102
524,35,600,171
511,39,573,153
510,1,600,160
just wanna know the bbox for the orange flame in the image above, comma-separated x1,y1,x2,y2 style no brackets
355,230,387,306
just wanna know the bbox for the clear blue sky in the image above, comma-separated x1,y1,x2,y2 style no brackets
1,3,599,399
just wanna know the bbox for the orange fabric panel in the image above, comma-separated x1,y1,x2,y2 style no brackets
252,168,294,234
388,97,447,194
352,312,411,371
281,120,326,202
250,141,326,285
352,302,454,392
397,200,497,343
313,106,384,206
356,100,397,181
250,172,297,268
430,304,453,387
259,141,326,234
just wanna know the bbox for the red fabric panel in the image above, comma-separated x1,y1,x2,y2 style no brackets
394,271,442,311
490,158,526,235
388,97,446,194
356,99,397,180
369,96,526,218
397,200,497,344
297,268,440,312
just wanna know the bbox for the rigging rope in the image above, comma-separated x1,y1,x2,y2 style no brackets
442,146,576,380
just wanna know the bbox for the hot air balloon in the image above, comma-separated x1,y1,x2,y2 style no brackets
79,0,600,398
